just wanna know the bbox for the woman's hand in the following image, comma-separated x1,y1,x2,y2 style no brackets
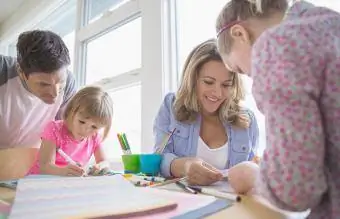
184,159,223,186
228,161,259,194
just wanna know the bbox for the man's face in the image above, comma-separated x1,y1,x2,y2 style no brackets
21,67,67,104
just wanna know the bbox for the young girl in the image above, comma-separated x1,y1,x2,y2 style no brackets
216,0,340,218
27,86,113,176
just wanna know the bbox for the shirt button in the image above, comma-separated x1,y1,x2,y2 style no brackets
242,146,246,151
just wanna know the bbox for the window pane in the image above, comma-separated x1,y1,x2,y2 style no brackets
62,31,75,71
175,0,266,154
85,0,131,24
101,84,141,160
85,17,141,84
176,0,227,72
8,0,76,71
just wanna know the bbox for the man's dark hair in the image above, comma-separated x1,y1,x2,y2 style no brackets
16,30,70,76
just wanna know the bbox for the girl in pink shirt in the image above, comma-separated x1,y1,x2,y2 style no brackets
28,86,113,176
216,0,340,218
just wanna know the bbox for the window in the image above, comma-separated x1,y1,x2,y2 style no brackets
84,15,142,160
174,0,266,155
35,0,77,72
6,0,76,72
85,0,131,24
62,31,76,72
102,84,141,160
85,17,141,84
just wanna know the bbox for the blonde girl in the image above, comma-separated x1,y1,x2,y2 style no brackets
28,86,113,176
216,0,340,217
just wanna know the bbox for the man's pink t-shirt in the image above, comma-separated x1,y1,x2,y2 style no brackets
28,120,102,174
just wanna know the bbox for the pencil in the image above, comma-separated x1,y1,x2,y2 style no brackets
189,186,241,202
155,128,176,154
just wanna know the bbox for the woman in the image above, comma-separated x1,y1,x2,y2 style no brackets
153,39,259,186
216,0,340,217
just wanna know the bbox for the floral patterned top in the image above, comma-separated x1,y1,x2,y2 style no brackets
252,1,340,218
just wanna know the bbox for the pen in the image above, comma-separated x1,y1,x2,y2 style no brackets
189,186,241,202
175,181,197,194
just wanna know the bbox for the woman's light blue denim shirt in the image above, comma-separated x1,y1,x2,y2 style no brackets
153,93,259,177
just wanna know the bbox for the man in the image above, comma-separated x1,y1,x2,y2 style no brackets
0,30,77,179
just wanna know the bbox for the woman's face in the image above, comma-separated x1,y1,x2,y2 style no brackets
196,60,234,116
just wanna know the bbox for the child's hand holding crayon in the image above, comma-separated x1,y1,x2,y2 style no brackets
60,163,85,176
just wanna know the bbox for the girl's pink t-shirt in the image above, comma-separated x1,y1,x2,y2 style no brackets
28,120,102,174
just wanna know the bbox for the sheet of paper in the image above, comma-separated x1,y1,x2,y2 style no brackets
9,175,175,219
202,180,234,193
136,188,218,219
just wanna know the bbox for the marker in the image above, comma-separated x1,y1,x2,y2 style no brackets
122,133,132,154
143,176,165,182
56,147,79,166
175,181,197,194
189,186,241,202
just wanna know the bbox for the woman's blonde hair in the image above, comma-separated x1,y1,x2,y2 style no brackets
173,39,249,128
216,0,288,55
63,86,113,139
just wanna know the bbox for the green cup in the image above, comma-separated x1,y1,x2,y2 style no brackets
122,154,140,173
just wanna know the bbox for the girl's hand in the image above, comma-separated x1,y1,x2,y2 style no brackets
228,161,259,194
185,159,223,186
60,164,85,176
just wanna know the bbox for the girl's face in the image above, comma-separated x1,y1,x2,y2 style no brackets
222,24,253,75
224,43,252,75
196,60,234,116
69,112,105,140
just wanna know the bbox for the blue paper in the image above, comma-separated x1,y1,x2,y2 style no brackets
171,199,232,219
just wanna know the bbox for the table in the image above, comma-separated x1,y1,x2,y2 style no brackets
0,186,308,219
0,148,307,219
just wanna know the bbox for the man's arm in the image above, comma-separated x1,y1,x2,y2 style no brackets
56,70,77,120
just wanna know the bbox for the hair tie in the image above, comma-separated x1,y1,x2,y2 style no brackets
216,20,242,37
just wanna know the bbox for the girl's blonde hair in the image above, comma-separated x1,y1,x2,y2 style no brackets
216,0,288,55
63,86,113,139
173,39,249,128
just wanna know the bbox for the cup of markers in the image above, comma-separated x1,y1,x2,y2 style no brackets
118,133,162,176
